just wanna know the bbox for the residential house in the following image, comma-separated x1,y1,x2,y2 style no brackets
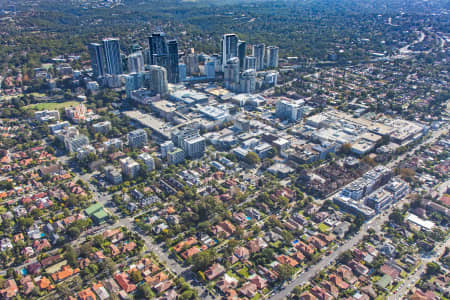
173,237,198,253
247,237,268,253
329,274,349,290
234,247,250,260
145,272,169,288
311,285,333,300
114,272,136,293
27,262,42,275
154,280,173,294
205,263,226,281
308,236,327,250
110,244,120,256
296,241,315,256
51,265,79,282
349,259,369,276
276,254,299,267
239,282,258,298
122,241,136,253
380,263,403,280
161,289,178,300
321,281,339,298
0,279,18,299
217,274,239,294
337,265,357,284
103,278,120,294
212,220,236,238
36,276,54,291
300,291,317,300
78,288,97,300
250,275,267,290
294,251,305,262
181,247,200,260
20,276,35,295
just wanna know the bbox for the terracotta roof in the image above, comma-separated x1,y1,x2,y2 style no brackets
276,254,299,267
205,263,225,281
173,237,197,253
145,272,169,287
250,275,267,290
37,276,54,290
0,279,18,298
234,246,250,260
114,273,136,293
300,291,317,300
239,282,258,298
51,265,79,282
311,285,333,300
78,288,96,300
329,274,349,290
181,246,200,260
122,241,136,253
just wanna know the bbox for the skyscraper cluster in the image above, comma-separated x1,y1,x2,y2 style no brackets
148,32,180,84
88,32,278,99
221,33,279,93
88,38,122,77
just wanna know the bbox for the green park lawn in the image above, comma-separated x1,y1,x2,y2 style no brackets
25,101,80,110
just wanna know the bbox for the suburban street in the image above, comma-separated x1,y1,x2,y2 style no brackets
270,127,447,300
270,189,412,300
390,238,449,300
115,217,214,300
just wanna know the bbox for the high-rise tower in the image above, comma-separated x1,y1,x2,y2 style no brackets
102,38,122,75
148,32,168,65
238,40,247,70
222,34,238,71
167,40,179,83
252,43,265,71
88,43,106,78
266,46,279,68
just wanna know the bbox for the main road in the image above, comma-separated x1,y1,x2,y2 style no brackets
270,126,447,300
270,189,412,300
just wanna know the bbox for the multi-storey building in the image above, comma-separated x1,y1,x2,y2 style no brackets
128,129,148,149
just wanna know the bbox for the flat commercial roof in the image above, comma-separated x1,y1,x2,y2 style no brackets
407,213,435,230
123,110,172,139
152,100,177,113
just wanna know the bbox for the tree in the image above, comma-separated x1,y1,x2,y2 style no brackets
191,249,217,272
244,152,260,165
130,270,143,283
180,290,196,300
56,282,71,297
425,262,440,276
389,209,404,225
99,258,116,276
137,283,154,299
64,245,77,267
252,248,274,265
338,250,353,264
278,264,295,282
67,226,81,239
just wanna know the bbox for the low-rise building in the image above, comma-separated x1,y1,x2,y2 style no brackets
92,121,112,134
